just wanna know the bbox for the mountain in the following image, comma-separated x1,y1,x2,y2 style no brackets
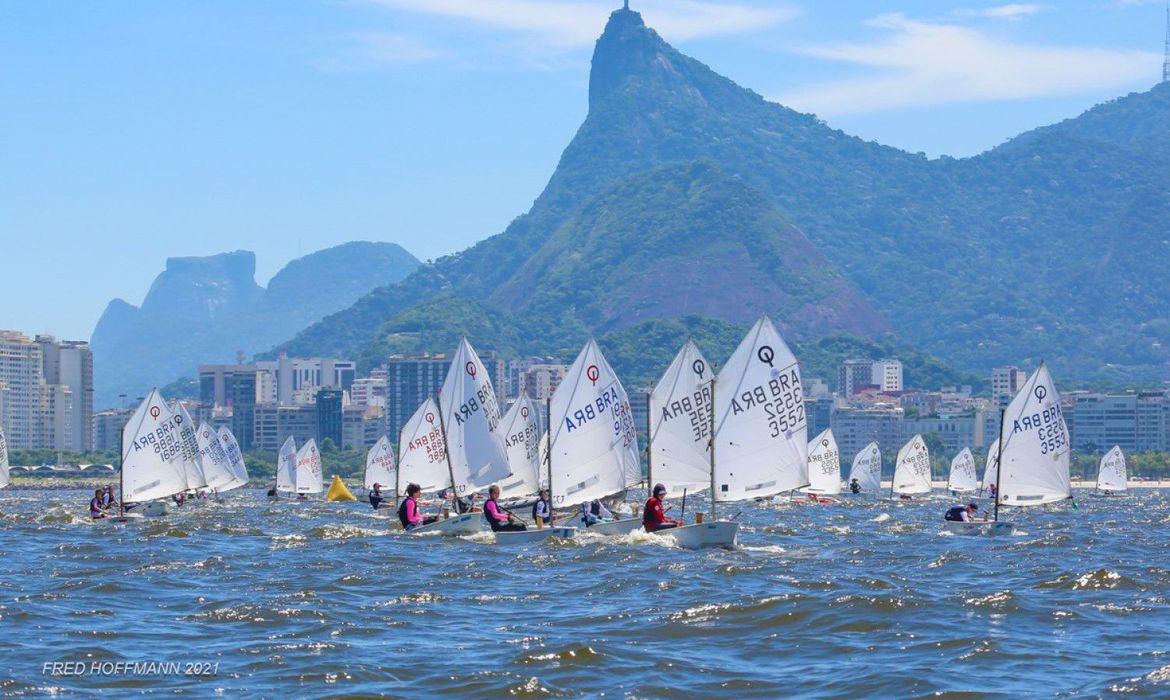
91,242,419,405
278,5,1170,384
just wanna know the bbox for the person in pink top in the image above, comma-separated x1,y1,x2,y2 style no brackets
396,483,438,530
483,485,526,532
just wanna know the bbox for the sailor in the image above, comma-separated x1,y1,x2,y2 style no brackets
455,491,479,514
850,478,861,494
484,485,526,532
581,498,612,527
643,483,683,533
103,485,118,509
397,483,438,530
369,483,386,510
532,489,554,526
89,489,108,520
944,502,984,522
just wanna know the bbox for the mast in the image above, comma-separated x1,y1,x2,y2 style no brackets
709,377,717,522
394,430,403,510
994,408,1005,522
645,391,652,490
546,396,553,516
437,395,458,515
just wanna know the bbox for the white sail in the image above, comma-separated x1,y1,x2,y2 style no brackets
848,442,882,494
196,422,237,490
650,339,714,494
982,440,999,494
0,425,10,489
497,395,541,499
397,398,448,493
439,337,512,496
892,434,932,496
216,427,249,490
804,429,841,495
171,401,207,491
997,364,1071,507
548,339,640,508
120,389,193,502
276,436,297,493
295,439,323,494
947,447,978,493
364,435,396,491
713,316,808,501
1096,445,1127,492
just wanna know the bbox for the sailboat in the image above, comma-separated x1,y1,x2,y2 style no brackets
215,427,250,491
645,337,736,548
294,439,324,497
981,440,999,497
363,435,396,496
891,434,932,499
947,447,978,495
952,363,1069,536
1095,445,1127,494
496,394,542,501
546,338,640,537
799,428,841,502
172,401,208,498
196,422,240,496
274,436,297,497
847,442,881,496
116,389,195,521
0,424,9,490
653,317,809,548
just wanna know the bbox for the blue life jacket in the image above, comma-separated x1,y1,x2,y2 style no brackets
945,505,966,522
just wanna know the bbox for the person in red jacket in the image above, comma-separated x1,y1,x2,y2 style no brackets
643,483,683,533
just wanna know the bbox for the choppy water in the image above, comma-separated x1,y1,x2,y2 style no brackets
2,487,1170,697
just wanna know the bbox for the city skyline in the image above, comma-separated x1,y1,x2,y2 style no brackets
1,0,1165,339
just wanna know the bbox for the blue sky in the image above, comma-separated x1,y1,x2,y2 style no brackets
0,0,1164,339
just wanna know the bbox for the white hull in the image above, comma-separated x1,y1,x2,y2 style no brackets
493,526,577,543
945,520,1016,536
102,512,145,523
585,518,643,536
656,521,739,549
125,501,168,517
408,513,486,537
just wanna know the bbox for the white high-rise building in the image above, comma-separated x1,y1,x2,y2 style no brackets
871,359,903,393
992,366,1028,404
0,331,43,449
0,331,87,450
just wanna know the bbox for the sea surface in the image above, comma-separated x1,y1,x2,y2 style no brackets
2,486,1169,698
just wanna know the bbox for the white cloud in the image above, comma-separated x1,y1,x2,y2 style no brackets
317,32,449,71
363,0,798,49
777,13,1158,116
958,4,1048,20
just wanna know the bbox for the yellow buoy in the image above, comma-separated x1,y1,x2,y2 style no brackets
326,475,356,502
